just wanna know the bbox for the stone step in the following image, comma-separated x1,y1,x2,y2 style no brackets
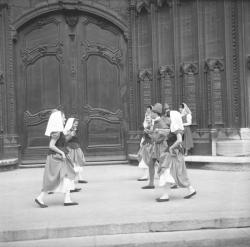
0,158,18,170
2,228,250,247
1,216,250,242
128,154,250,163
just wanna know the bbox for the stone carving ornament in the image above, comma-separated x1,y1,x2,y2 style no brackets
81,41,122,65
21,42,64,66
23,109,53,126
138,68,153,81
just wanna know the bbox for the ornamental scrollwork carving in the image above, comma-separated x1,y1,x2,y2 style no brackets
159,65,174,78
204,58,224,72
21,42,64,66
23,109,53,126
82,105,123,123
138,68,153,81
81,41,122,65
180,62,198,76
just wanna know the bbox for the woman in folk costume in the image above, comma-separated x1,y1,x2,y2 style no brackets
137,105,154,181
35,110,78,208
156,110,196,202
141,103,169,189
179,103,194,155
64,118,88,184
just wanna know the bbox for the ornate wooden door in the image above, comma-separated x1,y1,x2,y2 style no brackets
16,12,128,163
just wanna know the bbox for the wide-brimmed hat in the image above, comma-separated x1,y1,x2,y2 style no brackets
152,103,162,114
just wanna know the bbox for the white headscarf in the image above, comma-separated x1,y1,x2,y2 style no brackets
63,118,75,135
45,110,64,136
170,110,184,133
182,103,192,115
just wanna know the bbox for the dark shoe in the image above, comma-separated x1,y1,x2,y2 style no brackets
137,178,148,181
156,198,169,202
170,184,178,189
48,192,54,194
64,202,79,206
70,188,82,193
184,191,197,199
35,198,48,208
78,180,88,184
141,185,155,189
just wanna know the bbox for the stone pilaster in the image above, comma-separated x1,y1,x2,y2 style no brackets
0,1,20,161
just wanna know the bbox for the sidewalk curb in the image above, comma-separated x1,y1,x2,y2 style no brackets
1,216,250,242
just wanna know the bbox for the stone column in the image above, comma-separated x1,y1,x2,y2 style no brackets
0,1,19,161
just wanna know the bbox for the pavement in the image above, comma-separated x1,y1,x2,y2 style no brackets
0,164,250,245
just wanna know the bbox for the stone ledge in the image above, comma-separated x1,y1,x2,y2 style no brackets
0,158,18,167
128,154,250,164
1,216,250,243
2,228,250,247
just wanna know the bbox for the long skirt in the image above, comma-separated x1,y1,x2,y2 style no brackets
42,154,76,192
67,147,86,167
158,151,190,188
183,126,194,151
67,147,86,181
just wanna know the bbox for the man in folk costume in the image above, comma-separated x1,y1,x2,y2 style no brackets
64,117,88,184
35,110,78,208
156,110,196,202
141,103,169,189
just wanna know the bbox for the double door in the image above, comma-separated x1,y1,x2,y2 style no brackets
16,12,128,162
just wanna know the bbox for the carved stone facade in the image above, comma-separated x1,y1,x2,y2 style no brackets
0,0,250,164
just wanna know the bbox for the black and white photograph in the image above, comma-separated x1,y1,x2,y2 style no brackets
0,0,250,246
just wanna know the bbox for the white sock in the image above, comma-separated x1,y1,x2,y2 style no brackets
159,185,170,199
36,192,45,204
160,193,169,200
142,168,149,179
188,185,195,194
78,171,84,180
64,192,72,203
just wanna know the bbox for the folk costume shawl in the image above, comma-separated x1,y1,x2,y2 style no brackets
63,118,75,135
45,110,64,137
182,103,192,115
170,110,184,133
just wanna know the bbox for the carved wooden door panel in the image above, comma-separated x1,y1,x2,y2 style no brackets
16,14,68,161
16,13,128,162
76,16,127,160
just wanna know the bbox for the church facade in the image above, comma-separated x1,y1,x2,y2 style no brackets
0,0,250,164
